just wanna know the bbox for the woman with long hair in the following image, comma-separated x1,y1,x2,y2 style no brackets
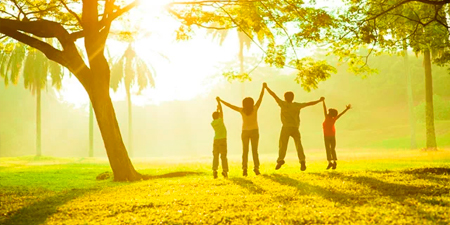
217,83,265,176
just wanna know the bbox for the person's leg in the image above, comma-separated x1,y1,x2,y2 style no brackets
324,136,332,161
330,136,337,169
220,139,229,174
212,140,220,178
324,136,333,169
292,128,306,171
292,128,305,161
250,129,260,174
277,126,290,165
241,131,250,175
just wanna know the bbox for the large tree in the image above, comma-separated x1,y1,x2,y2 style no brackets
335,0,450,149
0,0,142,181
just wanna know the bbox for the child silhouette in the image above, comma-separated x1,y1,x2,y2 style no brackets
322,99,351,170
211,98,228,178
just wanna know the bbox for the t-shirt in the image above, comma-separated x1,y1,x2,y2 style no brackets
278,101,306,128
239,106,259,131
211,117,227,140
323,117,336,136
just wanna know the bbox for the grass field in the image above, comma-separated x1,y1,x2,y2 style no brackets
1,148,450,224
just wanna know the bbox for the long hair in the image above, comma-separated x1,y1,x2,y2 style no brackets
242,97,254,116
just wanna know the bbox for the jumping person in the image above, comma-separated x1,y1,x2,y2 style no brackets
217,84,265,176
322,100,351,170
211,98,229,179
264,83,324,171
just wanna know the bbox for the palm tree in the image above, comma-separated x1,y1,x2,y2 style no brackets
209,29,252,98
1,40,63,157
110,43,155,157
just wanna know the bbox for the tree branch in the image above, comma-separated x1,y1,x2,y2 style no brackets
0,26,66,66
170,0,261,5
0,18,74,44
59,0,82,25
0,18,89,81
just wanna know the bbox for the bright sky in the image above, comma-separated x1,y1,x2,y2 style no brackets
56,0,246,110
56,0,343,110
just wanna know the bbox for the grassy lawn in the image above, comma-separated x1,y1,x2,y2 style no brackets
1,149,450,224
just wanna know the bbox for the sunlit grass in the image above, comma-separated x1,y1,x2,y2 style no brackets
1,149,449,224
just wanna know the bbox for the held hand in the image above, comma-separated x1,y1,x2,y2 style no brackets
346,104,352,110
216,97,221,102
320,97,325,101
263,82,268,88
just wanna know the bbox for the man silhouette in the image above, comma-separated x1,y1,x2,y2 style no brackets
264,83,324,171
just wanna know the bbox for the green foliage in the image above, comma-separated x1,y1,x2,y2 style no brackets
291,57,337,92
415,95,450,121
23,49,47,94
4,43,26,86
109,44,155,93
169,0,337,91
0,38,64,91
339,0,450,69
223,71,252,82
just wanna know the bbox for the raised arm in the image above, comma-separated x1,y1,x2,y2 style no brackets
216,98,223,118
217,97,241,112
264,83,282,104
303,97,325,107
336,104,351,120
255,84,265,108
322,99,327,118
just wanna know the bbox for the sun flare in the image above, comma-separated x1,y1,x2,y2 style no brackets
57,0,239,109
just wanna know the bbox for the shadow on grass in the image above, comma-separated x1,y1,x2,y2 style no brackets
326,172,450,223
1,188,93,225
230,178,266,194
403,167,450,187
96,171,204,181
263,174,356,205
143,171,204,180
328,173,450,200
402,167,450,175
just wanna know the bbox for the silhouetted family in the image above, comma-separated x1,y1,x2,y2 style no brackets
211,83,351,179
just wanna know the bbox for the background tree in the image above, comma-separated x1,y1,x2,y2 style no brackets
208,27,253,97
110,42,155,157
0,0,143,181
0,40,63,157
335,0,450,149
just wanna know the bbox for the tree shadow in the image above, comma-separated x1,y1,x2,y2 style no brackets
1,188,93,225
143,171,204,180
326,172,450,223
262,174,357,205
230,178,266,194
96,171,204,181
327,172,450,201
403,167,450,175
401,167,450,185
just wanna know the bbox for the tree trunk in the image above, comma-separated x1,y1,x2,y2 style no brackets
238,32,245,99
126,87,133,157
403,49,417,149
36,88,42,157
89,102,94,157
89,88,141,181
423,49,437,150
